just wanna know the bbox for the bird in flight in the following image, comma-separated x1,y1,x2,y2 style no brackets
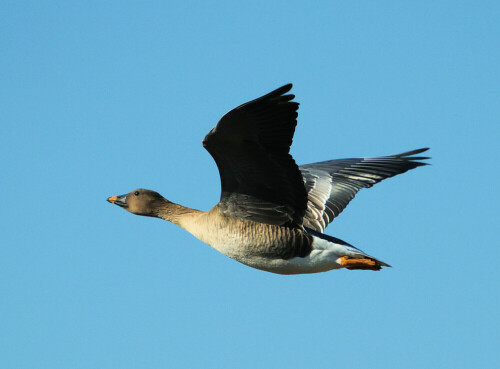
108,84,429,274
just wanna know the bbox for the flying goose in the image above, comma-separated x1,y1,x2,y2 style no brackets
108,84,429,274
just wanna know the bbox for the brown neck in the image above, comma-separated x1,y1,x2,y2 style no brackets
154,199,203,228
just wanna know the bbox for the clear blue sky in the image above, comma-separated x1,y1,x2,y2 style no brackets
1,1,498,368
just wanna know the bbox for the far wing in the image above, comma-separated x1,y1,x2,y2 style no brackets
300,149,429,233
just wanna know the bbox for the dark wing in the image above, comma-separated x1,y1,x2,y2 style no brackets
300,148,430,232
203,84,307,227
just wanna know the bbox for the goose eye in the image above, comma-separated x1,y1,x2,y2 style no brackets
134,191,139,196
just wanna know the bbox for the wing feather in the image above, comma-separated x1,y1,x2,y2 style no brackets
203,84,308,226
301,148,430,232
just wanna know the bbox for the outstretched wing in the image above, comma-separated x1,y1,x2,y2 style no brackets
203,84,308,227
300,148,430,233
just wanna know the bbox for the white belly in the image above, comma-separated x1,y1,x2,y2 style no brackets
207,235,363,275
235,249,344,275
180,211,370,275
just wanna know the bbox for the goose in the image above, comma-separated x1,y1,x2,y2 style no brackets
107,84,429,274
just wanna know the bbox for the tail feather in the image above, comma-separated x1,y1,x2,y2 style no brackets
308,229,391,270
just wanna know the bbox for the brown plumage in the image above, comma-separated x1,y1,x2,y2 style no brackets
107,84,428,274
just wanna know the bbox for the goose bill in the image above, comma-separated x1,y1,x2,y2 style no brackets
107,194,127,207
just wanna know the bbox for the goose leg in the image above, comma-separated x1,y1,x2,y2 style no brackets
337,256,382,271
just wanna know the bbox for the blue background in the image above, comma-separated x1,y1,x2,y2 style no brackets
2,1,498,368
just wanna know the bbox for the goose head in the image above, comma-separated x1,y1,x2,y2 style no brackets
107,189,166,217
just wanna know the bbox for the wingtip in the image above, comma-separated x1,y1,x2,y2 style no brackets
395,148,431,163
274,83,293,95
397,148,430,157
414,147,430,155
